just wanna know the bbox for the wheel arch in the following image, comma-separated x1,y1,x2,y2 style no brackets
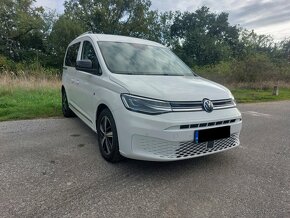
61,85,67,101
96,103,110,127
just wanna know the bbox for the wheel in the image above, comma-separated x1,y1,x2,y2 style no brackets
62,88,75,117
97,108,122,162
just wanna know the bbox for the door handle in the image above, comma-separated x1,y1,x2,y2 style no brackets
76,80,80,85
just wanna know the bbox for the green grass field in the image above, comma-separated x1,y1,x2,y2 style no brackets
232,88,290,103
0,86,289,122
0,87,61,121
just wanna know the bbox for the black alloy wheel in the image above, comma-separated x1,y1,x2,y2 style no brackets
97,108,122,162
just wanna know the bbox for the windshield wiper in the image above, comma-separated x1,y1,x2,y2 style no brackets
118,72,184,76
162,73,184,76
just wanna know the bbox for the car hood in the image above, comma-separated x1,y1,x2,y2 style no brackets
109,74,232,101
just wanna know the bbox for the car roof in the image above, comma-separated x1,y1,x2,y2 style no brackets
74,33,165,47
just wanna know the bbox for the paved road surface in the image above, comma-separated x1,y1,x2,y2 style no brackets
0,101,289,217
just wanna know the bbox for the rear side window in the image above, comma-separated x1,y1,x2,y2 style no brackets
65,42,80,67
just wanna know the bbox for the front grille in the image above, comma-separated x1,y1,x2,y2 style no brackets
180,119,238,129
170,99,236,112
133,133,240,159
176,134,239,158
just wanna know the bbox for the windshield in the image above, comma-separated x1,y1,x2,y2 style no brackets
98,41,196,76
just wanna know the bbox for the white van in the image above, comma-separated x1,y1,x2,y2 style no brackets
62,33,242,162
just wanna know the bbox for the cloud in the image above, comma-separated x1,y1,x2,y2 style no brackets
34,0,290,40
151,0,290,40
34,0,64,13
229,0,290,26
228,0,290,40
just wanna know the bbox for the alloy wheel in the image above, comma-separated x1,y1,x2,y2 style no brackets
99,116,113,155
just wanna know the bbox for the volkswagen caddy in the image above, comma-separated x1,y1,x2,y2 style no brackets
62,33,242,162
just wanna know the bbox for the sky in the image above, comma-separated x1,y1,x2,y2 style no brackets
35,0,290,41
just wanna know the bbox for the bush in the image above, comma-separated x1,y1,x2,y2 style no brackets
231,54,275,82
193,54,290,87
0,55,60,78
193,61,232,84
0,55,16,72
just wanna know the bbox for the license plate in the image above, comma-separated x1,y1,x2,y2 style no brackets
194,126,230,143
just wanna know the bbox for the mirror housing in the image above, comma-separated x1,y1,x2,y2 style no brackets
76,59,92,70
76,59,101,75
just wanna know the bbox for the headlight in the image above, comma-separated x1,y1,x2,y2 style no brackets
121,94,172,115
229,92,236,105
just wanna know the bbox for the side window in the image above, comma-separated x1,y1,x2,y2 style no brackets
81,41,99,70
65,42,80,67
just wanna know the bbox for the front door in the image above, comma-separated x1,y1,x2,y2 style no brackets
75,40,102,124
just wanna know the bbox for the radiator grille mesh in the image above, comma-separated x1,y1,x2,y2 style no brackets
133,133,240,159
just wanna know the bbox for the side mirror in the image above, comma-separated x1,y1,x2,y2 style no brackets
76,59,101,75
76,59,92,70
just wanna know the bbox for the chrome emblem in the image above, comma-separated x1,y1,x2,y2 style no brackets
202,99,214,113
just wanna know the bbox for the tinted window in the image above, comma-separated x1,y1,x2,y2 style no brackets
81,41,99,69
65,42,80,67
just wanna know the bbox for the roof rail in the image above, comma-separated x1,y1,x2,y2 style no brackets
79,31,94,36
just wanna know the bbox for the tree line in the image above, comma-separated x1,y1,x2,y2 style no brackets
0,0,290,83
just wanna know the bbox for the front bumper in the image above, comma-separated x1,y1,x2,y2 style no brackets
113,106,242,161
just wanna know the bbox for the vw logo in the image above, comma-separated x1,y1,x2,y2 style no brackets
202,99,214,113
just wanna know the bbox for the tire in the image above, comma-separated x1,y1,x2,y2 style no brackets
62,88,75,117
96,108,122,162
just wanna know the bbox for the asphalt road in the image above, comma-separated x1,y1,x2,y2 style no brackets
0,101,289,217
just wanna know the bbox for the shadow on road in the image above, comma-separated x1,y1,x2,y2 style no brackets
72,116,234,179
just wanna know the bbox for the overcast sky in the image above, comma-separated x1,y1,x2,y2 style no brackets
35,0,290,41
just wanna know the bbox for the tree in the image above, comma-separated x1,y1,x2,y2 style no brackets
63,0,159,40
170,6,240,66
48,15,85,67
240,29,275,55
0,0,289,72
281,39,290,62
156,11,175,46
0,0,45,61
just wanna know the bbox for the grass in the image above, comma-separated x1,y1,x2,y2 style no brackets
232,88,290,103
0,87,61,121
0,74,289,121
0,74,62,121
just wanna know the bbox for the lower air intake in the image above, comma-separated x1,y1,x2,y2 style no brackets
133,133,240,159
